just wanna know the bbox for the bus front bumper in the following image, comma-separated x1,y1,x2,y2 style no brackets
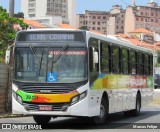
12,95,90,117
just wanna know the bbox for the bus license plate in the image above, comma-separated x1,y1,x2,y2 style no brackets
39,105,52,111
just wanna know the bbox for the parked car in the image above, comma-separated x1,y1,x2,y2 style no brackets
154,74,160,89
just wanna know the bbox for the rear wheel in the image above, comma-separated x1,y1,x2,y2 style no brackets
93,98,108,124
131,94,141,116
33,115,51,125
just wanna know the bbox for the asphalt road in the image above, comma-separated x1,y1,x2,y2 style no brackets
0,89,160,131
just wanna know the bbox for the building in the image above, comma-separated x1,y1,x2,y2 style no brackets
27,16,63,28
21,0,76,27
108,5,126,35
125,1,160,34
76,10,110,34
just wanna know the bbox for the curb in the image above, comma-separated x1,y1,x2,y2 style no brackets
0,114,24,119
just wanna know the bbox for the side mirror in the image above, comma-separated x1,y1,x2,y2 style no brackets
93,51,98,63
5,50,10,64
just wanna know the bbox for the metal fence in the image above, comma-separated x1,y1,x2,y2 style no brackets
0,63,9,113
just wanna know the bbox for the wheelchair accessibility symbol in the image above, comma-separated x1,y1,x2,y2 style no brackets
47,72,57,82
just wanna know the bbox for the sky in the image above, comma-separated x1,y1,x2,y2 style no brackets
0,0,160,14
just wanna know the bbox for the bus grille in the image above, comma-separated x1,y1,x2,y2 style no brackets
20,86,75,94
23,103,68,111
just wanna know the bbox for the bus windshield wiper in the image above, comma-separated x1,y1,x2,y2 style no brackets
51,44,69,72
29,44,41,63
39,49,44,76
52,44,69,63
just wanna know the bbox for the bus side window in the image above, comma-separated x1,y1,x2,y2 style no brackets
137,53,144,75
130,51,136,75
149,55,153,76
89,38,99,85
100,42,111,73
122,48,129,74
112,46,120,73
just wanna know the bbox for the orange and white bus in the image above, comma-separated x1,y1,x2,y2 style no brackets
9,29,154,124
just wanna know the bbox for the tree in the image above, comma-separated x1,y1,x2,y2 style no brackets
0,6,28,62
79,26,89,31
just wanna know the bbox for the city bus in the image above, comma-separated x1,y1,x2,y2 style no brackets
9,29,154,124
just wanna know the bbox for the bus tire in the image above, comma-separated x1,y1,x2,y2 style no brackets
93,98,107,124
131,94,141,116
33,115,51,125
123,110,131,117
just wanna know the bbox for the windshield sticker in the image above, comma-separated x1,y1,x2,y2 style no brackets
47,72,57,82
49,51,87,56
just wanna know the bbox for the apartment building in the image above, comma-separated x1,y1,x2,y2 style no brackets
125,1,160,34
76,10,110,34
108,5,126,35
21,0,76,27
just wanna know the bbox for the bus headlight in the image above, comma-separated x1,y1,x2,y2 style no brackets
12,90,17,99
79,91,87,100
71,91,87,105
13,90,23,104
71,96,79,105
17,95,23,104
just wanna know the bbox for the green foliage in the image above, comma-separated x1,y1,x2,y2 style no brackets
79,26,88,30
0,6,28,62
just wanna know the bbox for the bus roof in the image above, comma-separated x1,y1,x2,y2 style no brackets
86,31,154,54
17,29,154,54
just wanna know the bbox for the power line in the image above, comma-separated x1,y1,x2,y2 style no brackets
120,0,131,6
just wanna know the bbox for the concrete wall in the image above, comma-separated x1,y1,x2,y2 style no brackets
0,63,8,113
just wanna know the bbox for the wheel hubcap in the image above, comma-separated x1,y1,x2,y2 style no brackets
99,105,105,119
137,99,140,112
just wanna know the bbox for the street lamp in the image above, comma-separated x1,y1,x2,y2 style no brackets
9,0,15,17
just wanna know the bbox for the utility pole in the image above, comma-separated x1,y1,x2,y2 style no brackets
9,0,15,17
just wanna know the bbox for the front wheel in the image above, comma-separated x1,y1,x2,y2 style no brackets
33,115,51,125
92,98,108,124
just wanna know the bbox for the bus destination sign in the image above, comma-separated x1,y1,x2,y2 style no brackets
27,34,75,41
17,32,85,42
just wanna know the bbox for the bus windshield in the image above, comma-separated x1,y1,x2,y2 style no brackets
14,46,87,83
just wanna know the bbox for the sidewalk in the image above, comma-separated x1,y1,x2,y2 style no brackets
0,113,23,119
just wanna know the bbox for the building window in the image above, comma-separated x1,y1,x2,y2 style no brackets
116,26,118,29
29,3,35,7
93,22,95,25
141,18,143,21
151,19,154,22
121,26,123,29
98,22,100,25
29,9,35,12
151,13,154,16
141,12,143,15
103,16,106,19
97,27,100,30
92,27,95,30
29,0,35,2
98,16,101,19
136,18,139,21
92,16,96,19
29,14,35,17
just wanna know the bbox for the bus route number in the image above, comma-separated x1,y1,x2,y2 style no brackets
26,95,38,100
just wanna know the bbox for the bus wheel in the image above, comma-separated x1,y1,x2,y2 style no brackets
131,94,141,116
93,98,107,124
33,115,51,125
